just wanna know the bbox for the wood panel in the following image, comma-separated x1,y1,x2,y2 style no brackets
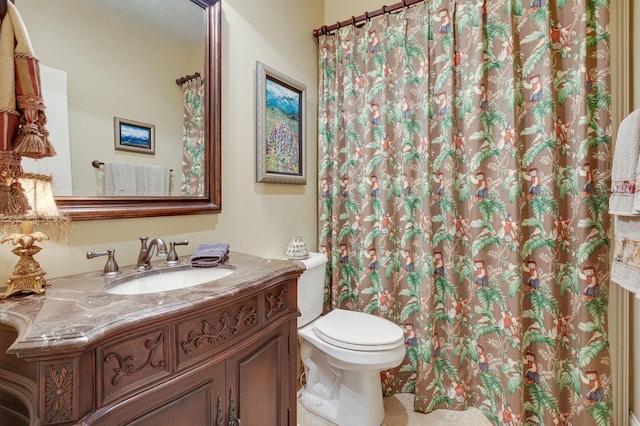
230,326,287,426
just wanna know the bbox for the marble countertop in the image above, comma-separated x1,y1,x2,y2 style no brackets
0,252,304,358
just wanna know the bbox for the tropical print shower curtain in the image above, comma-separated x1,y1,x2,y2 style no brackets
179,77,205,196
317,1,611,424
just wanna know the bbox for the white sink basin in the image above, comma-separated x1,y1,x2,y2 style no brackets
105,267,234,295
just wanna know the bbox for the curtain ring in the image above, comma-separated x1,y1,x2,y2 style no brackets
402,0,408,7
382,5,388,13
321,25,328,35
336,21,340,30
364,11,370,21
351,15,357,27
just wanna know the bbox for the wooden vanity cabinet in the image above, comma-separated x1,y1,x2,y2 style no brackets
0,272,300,426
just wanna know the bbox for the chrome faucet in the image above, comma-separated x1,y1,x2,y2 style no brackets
135,236,168,271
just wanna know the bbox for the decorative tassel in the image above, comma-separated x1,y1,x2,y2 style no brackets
12,95,56,159
0,150,27,215
0,179,28,216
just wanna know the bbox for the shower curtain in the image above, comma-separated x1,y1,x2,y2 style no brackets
317,1,611,424
179,76,205,196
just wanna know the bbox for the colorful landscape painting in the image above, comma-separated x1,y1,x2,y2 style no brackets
264,77,302,175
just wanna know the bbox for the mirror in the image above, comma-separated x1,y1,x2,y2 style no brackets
18,0,221,220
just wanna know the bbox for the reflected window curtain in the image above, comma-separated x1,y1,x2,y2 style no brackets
317,1,611,424
179,77,205,196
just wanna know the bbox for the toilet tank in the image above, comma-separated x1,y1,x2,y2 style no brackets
297,252,328,327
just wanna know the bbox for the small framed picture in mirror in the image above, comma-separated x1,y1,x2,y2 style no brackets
114,117,155,154
256,61,306,184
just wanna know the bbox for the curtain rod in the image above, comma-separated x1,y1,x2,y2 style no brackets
176,72,201,86
312,0,423,38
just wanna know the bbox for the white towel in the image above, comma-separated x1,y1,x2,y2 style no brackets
610,108,640,216
611,216,640,295
104,162,137,196
135,164,170,196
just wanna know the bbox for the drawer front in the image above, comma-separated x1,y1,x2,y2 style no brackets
176,294,260,370
97,327,171,406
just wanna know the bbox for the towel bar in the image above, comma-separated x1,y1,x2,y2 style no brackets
92,160,173,172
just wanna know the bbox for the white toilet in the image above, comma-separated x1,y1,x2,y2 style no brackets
297,253,406,426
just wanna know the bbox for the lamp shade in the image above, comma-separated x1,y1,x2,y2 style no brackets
19,173,60,217
0,173,70,242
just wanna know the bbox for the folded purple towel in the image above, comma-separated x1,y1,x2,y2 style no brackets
190,243,230,268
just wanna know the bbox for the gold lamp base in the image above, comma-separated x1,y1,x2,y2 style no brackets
1,244,50,298
1,221,51,299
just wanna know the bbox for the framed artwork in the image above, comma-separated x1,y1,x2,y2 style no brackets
256,61,306,184
114,117,155,154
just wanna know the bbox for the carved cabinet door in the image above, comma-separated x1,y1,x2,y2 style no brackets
225,323,292,426
91,360,226,426
128,360,227,426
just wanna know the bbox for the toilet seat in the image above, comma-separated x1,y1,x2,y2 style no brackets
312,309,404,351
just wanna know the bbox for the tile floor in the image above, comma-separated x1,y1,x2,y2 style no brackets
297,393,493,426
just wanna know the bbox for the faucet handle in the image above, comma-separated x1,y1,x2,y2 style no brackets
87,249,121,276
138,236,149,250
166,240,189,265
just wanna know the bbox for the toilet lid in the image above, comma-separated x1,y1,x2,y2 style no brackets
312,309,404,351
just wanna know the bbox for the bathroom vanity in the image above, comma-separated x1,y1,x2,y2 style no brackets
0,252,303,426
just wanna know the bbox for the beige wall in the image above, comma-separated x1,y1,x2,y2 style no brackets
324,0,381,24
0,0,324,279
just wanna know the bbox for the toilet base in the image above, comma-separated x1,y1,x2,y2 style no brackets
297,313,406,426
301,366,385,426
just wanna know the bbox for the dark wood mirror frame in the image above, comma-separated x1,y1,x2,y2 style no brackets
55,0,221,220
